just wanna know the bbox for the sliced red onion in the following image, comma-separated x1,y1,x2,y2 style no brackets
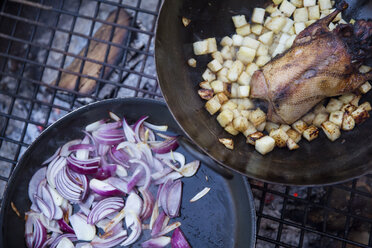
117,141,142,159
56,237,74,248
79,194,95,216
68,143,95,152
66,155,100,175
151,211,166,237
155,221,181,237
75,243,93,248
158,179,173,212
47,156,66,189
150,136,179,154
42,147,61,165
115,165,128,177
41,185,61,220
103,208,126,233
171,227,191,248
60,139,82,157
139,188,155,220
106,177,129,194
38,213,62,234
87,197,124,224
143,122,168,132
49,234,78,248
129,159,151,190
94,164,117,180
151,166,173,181
109,145,130,167
28,167,46,204
55,167,83,202
142,236,171,248
137,142,155,166
124,192,143,228
85,119,105,132
109,111,121,121
97,121,122,131
93,129,125,145
89,178,122,196
25,213,47,248
47,185,64,207
34,195,53,220
123,117,136,142
133,116,149,143
126,168,145,192
167,180,182,218
179,160,200,177
120,212,142,246
57,218,74,234
70,213,96,241
156,152,185,169
154,171,183,185
90,229,127,248
149,200,159,230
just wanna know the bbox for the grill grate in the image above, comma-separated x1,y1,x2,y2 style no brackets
0,0,371,247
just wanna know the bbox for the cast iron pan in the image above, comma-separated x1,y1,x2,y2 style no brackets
0,98,256,248
155,0,372,186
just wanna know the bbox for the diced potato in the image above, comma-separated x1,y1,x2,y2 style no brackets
288,26,296,35
329,110,344,127
251,24,263,35
219,138,234,150
338,19,348,25
223,59,234,69
273,0,284,5
292,119,308,134
217,110,234,127
240,110,251,119
257,43,269,56
255,136,276,155
318,0,332,10
207,38,217,53
271,43,286,57
232,34,244,46
210,80,225,94
285,35,296,49
270,128,289,147
350,95,361,107
216,92,229,104
271,9,284,17
256,55,271,67
252,8,266,24
286,138,299,150
225,123,239,135
319,9,330,19
221,46,233,60
282,18,294,33
279,0,296,17
205,95,221,115
230,83,239,98
340,104,356,114
258,31,274,45
294,8,309,22
303,0,316,7
246,63,260,76
286,129,302,143
342,113,355,131
321,121,341,142
290,0,303,8
193,40,209,55
237,71,251,86
217,68,229,82
302,125,319,141
314,103,327,114
246,131,264,145
294,22,306,34
280,124,291,132
188,58,196,67
313,112,329,127
199,81,211,90
202,68,216,82
350,102,372,124
256,121,266,132
265,121,280,133
211,51,224,64
249,108,266,127
237,47,257,65
278,33,291,44
243,122,257,137
359,102,372,112
359,82,371,94
266,4,278,14
233,116,250,132
305,20,316,27
247,33,257,39
242,36,261,50
236,24,251,36
328,22,336,31
338,93,356,104
359,65,371,73
330,9,342,22
230,46,236,58
232,109,240,119
220,36,233,47
182,17,191,27
302,112,315,124
349,19,356,24
326,98,343,113
237,85,250,98
232,15,248,28
265,16,287,34
227,61,244,81
207,59,223,72
198,89,213,100
230,98,255,110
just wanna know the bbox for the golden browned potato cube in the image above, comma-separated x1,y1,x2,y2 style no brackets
223,59,234,69
236,24,251,36
237,85,250,98
242,36,261,50
342,113,355,131
326,98,343,113
246,63,260,76
217,68,229,83
225,123,239,135
359,82,371,94
210,80,225,93
198,89,213,100
219,138,234,150
237,47,257,65
329,110,344,127
232,15,248,28
259,31,274,45
302,125,319,141
199,81,211,90
271,43,286,57
359,65,371,73
232,34,244,46
318,0,332,10
265,16,287,34
292,120,308,134
212,51,224,64
302,112,315,124
313,112,329,127
321,121,341,142
207,59,223,72
303,0,316,6
230,98,255,110
294,8,309,22
230,83,239,98
306,20,316,27
294,22,306,34
340,104,356,114
233,116,250,132
285,35,296,49
278,33,291,44
273,0,284,5
270,128,289,147
265,122,280,133
182,17,191,27
286,129,302,143
313,103,327,114
217,110,234,127
227,61,245,81
251,24,264,35
216,92,229,104
257,43,269,56
359,102,372,112
220,36,233,47
252,8,266,24
188,58,197,67
279,0,296,17
290,0,303,8
221,100,238,111
193,40,209,55
221,46,233,60
232,109,240,119
256,55,271,67
246,131,264,145
205,95,221,115
256,121,266,132
202,68,216,82
249,108,267,127
350,95,361,107
271,9,284,18
280,124,291,132
282,18,294,33
207,38,217,53
286,138,300,150
266,4,278,14
351,105,371,124
255,136,276,155
237,71,251,86
338,93,357,104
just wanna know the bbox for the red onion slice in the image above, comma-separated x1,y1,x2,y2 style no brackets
133,116,149,143
141,236,171,248
106,177,129,194
28,167,46,204
55,237,74,248
85,119,105,132
89,178,122,196
90,229,127,248
139,188,155,220
60,139,82,157
70,213,96,241
66,155,100,175
143,122,168,132
166,180,182,218
94,164,117,180
57,218,74,234
129,159,151,190
150,136,179,154
87,197,124,224
123,117,136,143
171,227,191,248
34,195,53,220
120,212,142,246
25,213,47,248
49,234,78,248
47,156,66,189
151,211,166,237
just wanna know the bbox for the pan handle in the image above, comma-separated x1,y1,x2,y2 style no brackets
178,136,234,179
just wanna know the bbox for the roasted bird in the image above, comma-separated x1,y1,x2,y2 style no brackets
250,2,372,124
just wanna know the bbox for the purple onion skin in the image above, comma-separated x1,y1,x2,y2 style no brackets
171,228,191,248
57,219,75,234
94,165,117,180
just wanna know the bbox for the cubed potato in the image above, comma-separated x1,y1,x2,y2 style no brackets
294,8,309,22
237,85,250,98
302,125,319,141
321,121,341,142
199,81,212,90
340,104,356,114
230,98,255,110
282,18,295,33
286,138,300,150
232,109,240,119
246,131,264,145
233,116,250,132
303,0,316,7
249,108,267,126
217,68,229,83
252,8,266,24
257,43,269,56
314,103,327,114
243,122,258,137
302,112,315,124
290,0,303,8
210,80,224,93
349,19,356,24
220,36,233,47
280,0,296,17
338,93,356,104
285,35,296,49
247,33,258,39
328,22,336,31
258,31,274,45
280,124,291,132
319,9,330,19
240,110,251,119
350,95,361,107
271,9,285,17
251,24,263,35
202,68,216,82
193,40,209,55
237,47,257,65
232,15,248,28
271,43,286,57
211,51,224,64
326,98,343,113
230,83,239,98
221,100,238,111
318,0,332,10
246,63,260,76
329,110,344,127
242,36,261,50
207,38,217,53
237,71,251,85
359,102,372,112
232,34,244,47
292,120,308,134
205,95,221,115
265,121,280,133
221,46,233,60
294,22,306,34
198,89,213,100
216,92,229,104
219,138,234,150
223,59,234,69
359,65,371,73
265,16,287,34
278,33,291,44
182,17,191,27
207,59,223,72
255,136,276,155
227,60,244,81
338,19,348,25
313,112,329,127
256,121,266,131
225,123,239,135
266,4,278,14
286,129,302,143
188,58,196,67
305,20,316,27
288,26,296,35
359,82,372,94
330,9,342,22
236,25,251,36
351,105,371,124
342,113,355,131
256,55,271,67
273,0,284,5
270,128,289,147
230,46,237,58
217,110,234,127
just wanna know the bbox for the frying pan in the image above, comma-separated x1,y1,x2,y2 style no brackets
155,0,372,185
0,98,256,248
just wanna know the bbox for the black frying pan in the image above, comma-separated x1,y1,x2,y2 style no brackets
155,0,372,186
0,98,256,248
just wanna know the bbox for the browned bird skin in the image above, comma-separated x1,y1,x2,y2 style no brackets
250,3,372,124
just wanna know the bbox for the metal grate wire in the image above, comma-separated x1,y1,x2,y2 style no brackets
0,0,371,247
